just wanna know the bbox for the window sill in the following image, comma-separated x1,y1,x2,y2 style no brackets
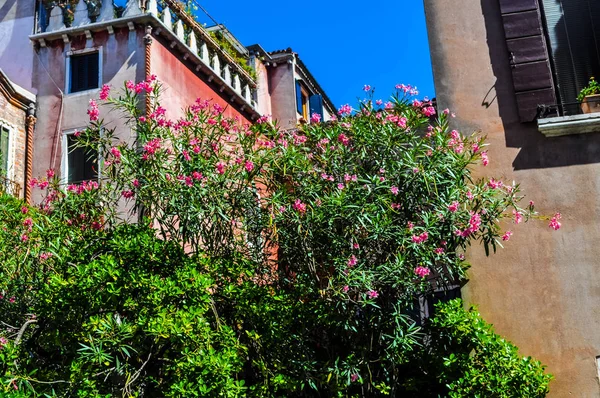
538,113,600,137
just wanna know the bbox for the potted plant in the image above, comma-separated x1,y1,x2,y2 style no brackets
578,77,600,114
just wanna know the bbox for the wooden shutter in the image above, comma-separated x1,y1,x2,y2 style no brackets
0,127,8,177
500,0,557,122
295,80,303,115
70,52,99,93
540,0,600,115
309,94,323,122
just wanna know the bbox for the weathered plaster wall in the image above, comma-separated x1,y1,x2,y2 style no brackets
0,0,36,91
0,91,27,197
254,58,272,118
150,40,252,124
268,63,296,130
31,27,145,202
424,1,600,396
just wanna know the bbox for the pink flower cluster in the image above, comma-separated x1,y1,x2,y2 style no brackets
337,133,350,146
411,231,429,244
87,99,99,121
447,201,460,213
292,199,307,214
549,213,561,230
142,138,162,159
395,84,419,96
481,151,489,166
67,180,99,194
310,113,321,123
347,255,358,267
386,114,408,128
367,290,379,299
502,230,513,241
414,266,431,278
99,84,110,100
455,211,482,237
338,104,352,116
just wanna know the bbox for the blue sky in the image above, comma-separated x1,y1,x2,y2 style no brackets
192,1,435,108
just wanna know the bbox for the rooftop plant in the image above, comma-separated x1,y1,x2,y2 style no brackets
578,76,600,102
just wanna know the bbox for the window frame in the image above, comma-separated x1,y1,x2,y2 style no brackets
65,47,103,95
61,128,100,185
0,120,15,181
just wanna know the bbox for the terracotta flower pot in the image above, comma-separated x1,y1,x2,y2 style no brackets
581,94,600,114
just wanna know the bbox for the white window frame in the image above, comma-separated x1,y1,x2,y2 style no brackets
0,119,16,182
61,128,101,185
65,46,103,96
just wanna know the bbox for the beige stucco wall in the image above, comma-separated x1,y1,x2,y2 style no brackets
425,1,600,396
0,91,27,198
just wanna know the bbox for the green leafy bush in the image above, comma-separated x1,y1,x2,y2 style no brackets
0,80,553,396
578,76,600,102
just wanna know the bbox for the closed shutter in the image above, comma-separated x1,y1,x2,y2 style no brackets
67,134,97,184
0,127,8,178
540,0,600,115
309,94,324,122
499,0,557,122
70,52,99,93
295,80,303,115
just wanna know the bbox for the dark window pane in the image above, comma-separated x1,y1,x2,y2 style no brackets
67,134,97,184
296,80,303,115
70,52,99,93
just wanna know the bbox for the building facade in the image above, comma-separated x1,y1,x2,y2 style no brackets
0,0,335,202
424,0,600,396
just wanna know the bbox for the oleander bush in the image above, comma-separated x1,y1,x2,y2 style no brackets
0,80,553,396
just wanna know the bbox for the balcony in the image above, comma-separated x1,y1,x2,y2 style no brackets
0,176,21,198
31,0,257,111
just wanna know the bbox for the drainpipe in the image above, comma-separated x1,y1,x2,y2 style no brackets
24,103,36,204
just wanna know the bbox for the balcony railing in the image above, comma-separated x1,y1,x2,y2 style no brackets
0,175,21,198
34,0,257,109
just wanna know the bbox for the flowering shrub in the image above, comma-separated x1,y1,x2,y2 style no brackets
0,80,554,396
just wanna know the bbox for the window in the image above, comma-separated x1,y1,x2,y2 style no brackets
295,79,309,119
540,0,600,115
0,125,9,178
63,131,98,184
68,52,100,94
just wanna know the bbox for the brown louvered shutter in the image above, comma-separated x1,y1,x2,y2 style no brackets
500,0,557,122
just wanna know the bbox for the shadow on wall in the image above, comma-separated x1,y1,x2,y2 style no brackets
480,0,600,170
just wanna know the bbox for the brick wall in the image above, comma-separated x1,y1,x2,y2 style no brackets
0,91,27,198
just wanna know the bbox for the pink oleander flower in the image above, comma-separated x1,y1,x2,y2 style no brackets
411,231,429,244
422,106,436,117
466,191,474,200
139,116,147,123
513,210,523,224
481,151,489,166
549,213,561,230
279,206,286,213
407,221,414,230
126,80,135,91
338,104,352,116
412,99,423,108
443,108,450,115
132,178,140,187
351,374,359,382
347,255,358,267
337,183,345,190
338,133,350,146
448,201,460,213
110,147,121,162
184,176,193,187
353,243,360,249
215,162,226,175
21,206,28,214
434,247,445,254
37,181,49,189
487,178,502,189
367,290,379,299
20,234,28,242
99,84,110,100
23,218,32,228
182,150,191,161
87,99,99,121
192,171,203,180
245,160,255,172
376,99,383,106
472,143,480,153
415,266,431,278
391,186,399,195
8,297,14,304
412,167,419,173
343,285,349,293
40,252,53,261
502,230,513,241
122,190,135,199
310,112,321,123
0,337,8,346
292,199,307,214
363,84,371,91
256,115,271,124
46,169,55,179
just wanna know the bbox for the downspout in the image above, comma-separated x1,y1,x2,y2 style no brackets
24,103,36,204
